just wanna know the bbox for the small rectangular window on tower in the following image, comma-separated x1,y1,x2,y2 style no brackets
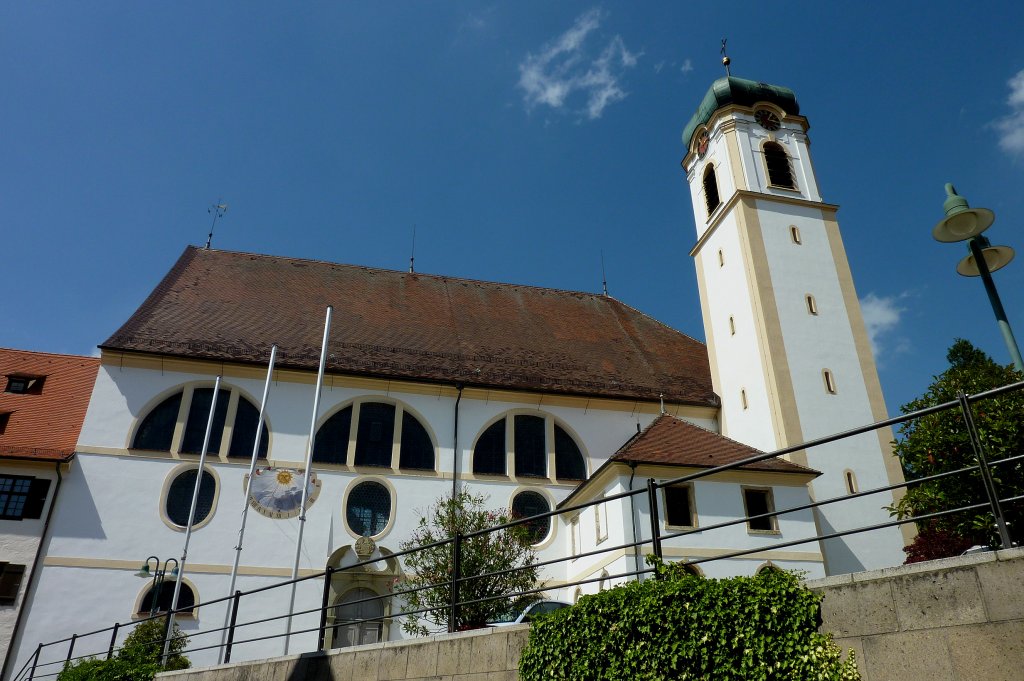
806,294,818,315
823,369,837,394
740,389,748,410
729,316,736,335
790,225,802,244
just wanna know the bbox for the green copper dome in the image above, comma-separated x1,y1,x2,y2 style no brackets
682,76,800,149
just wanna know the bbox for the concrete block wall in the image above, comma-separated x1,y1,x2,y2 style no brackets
160,549,1024,681
807,546,1024,681
158,624,530,681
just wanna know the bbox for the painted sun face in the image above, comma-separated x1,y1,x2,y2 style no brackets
276,470,293,485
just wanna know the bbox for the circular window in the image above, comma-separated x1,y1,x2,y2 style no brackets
165,468,216,527
346,481,391,537
511,491,551,544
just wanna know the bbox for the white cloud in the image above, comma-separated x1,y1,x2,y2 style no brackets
517,9,639,120
680,58,693,74
860,292,910,362
995,69,1024,156
654,60,665,73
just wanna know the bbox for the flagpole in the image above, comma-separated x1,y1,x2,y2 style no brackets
283,306,332,654
218,345,277,663
163,375,222,663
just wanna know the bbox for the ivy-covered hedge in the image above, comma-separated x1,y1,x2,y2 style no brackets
519,561,859,680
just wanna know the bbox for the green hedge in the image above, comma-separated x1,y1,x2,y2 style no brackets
519,560,859,680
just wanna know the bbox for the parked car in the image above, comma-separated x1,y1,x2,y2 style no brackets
486,600,572,626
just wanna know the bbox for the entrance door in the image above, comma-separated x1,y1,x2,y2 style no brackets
332,587,384,648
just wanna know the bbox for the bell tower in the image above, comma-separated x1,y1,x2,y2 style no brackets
681,76,910,573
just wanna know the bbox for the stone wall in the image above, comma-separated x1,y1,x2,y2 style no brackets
158,624,529,681
808,546,1024,681
160,548,1024,681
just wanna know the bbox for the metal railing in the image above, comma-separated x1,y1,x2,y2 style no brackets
10,381,1023,681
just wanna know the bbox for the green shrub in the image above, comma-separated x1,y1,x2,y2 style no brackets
58,618,190,681
519,560,859,681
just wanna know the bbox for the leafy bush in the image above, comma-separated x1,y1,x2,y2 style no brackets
519,560,859,681
396,490,539,635
891,339,1023,556
57,618,189,681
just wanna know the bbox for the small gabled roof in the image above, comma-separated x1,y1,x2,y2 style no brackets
0,348,100,461
612,414,815,475
101,246,717,405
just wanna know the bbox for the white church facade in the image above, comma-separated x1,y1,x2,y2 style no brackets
4,75,908,674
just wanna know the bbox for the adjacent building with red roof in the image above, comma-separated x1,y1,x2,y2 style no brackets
0,349,98,669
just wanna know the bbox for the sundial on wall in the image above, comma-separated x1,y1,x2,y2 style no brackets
244,467,322,519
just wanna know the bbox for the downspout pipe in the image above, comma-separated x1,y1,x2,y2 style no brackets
0,458,66,681
451,384,464,501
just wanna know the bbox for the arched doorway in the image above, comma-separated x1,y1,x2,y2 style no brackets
332,587,385,648
324,540,400,649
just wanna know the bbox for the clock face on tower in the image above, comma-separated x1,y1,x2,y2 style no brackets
696,130,710,158
754,110,781,131
245,467,322,519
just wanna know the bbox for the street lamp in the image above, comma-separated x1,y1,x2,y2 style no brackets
135,556,179,616
932,183,1024,373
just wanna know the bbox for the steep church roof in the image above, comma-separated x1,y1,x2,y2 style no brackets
102,246,717,405
0,349,99,461
612,414,815,475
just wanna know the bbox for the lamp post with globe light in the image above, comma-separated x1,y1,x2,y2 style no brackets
932,183,1024,373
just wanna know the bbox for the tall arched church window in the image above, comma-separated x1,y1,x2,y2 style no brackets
313,400,435,470
472,413,586,481
763,142,795,189
132,385,268,459
703,165,721,215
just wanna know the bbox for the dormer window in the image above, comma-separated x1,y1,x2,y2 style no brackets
763,142,795,189
4,375,45,395
703,165,721,216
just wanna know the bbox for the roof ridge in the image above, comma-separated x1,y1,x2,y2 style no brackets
0,347,99,363
190,245,615,301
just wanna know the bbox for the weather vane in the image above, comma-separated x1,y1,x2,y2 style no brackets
721,38,731,77
206,200,228,249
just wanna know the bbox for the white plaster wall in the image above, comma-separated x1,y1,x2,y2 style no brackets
0,463,58,672
756,201,905,572
696,213,779,453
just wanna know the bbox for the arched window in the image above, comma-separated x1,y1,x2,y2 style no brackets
313,400,435,470
844,469,859,494
472,413,586,481
763,142,795,189
164,467,216,529
137,581,196,617
346,480,392,537
332,588,384,648
511,490,551,544
703,165,721,215
132,385,269,459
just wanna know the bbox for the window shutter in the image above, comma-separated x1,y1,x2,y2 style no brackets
0,563,27,604
22,479,51,519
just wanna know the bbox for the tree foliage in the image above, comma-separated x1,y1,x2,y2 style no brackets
519,559,860,680
395,490,540,635
892,339,1024,559
57,618,190,681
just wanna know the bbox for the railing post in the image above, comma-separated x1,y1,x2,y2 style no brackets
107,623,120,660
223,590,242,663
958,392,1014,548
28,643,41,681
647,478,663,561
448,533,462,633
317,567,333,652
161,609,174,664
64,634,77,665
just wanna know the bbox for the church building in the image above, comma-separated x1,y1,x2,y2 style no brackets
5,74,907,673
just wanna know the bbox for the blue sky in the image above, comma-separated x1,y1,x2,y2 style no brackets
3,2,1023,415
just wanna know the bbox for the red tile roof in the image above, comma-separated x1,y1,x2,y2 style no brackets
611,414,816,475
0,349,99,461
101,247,717,405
